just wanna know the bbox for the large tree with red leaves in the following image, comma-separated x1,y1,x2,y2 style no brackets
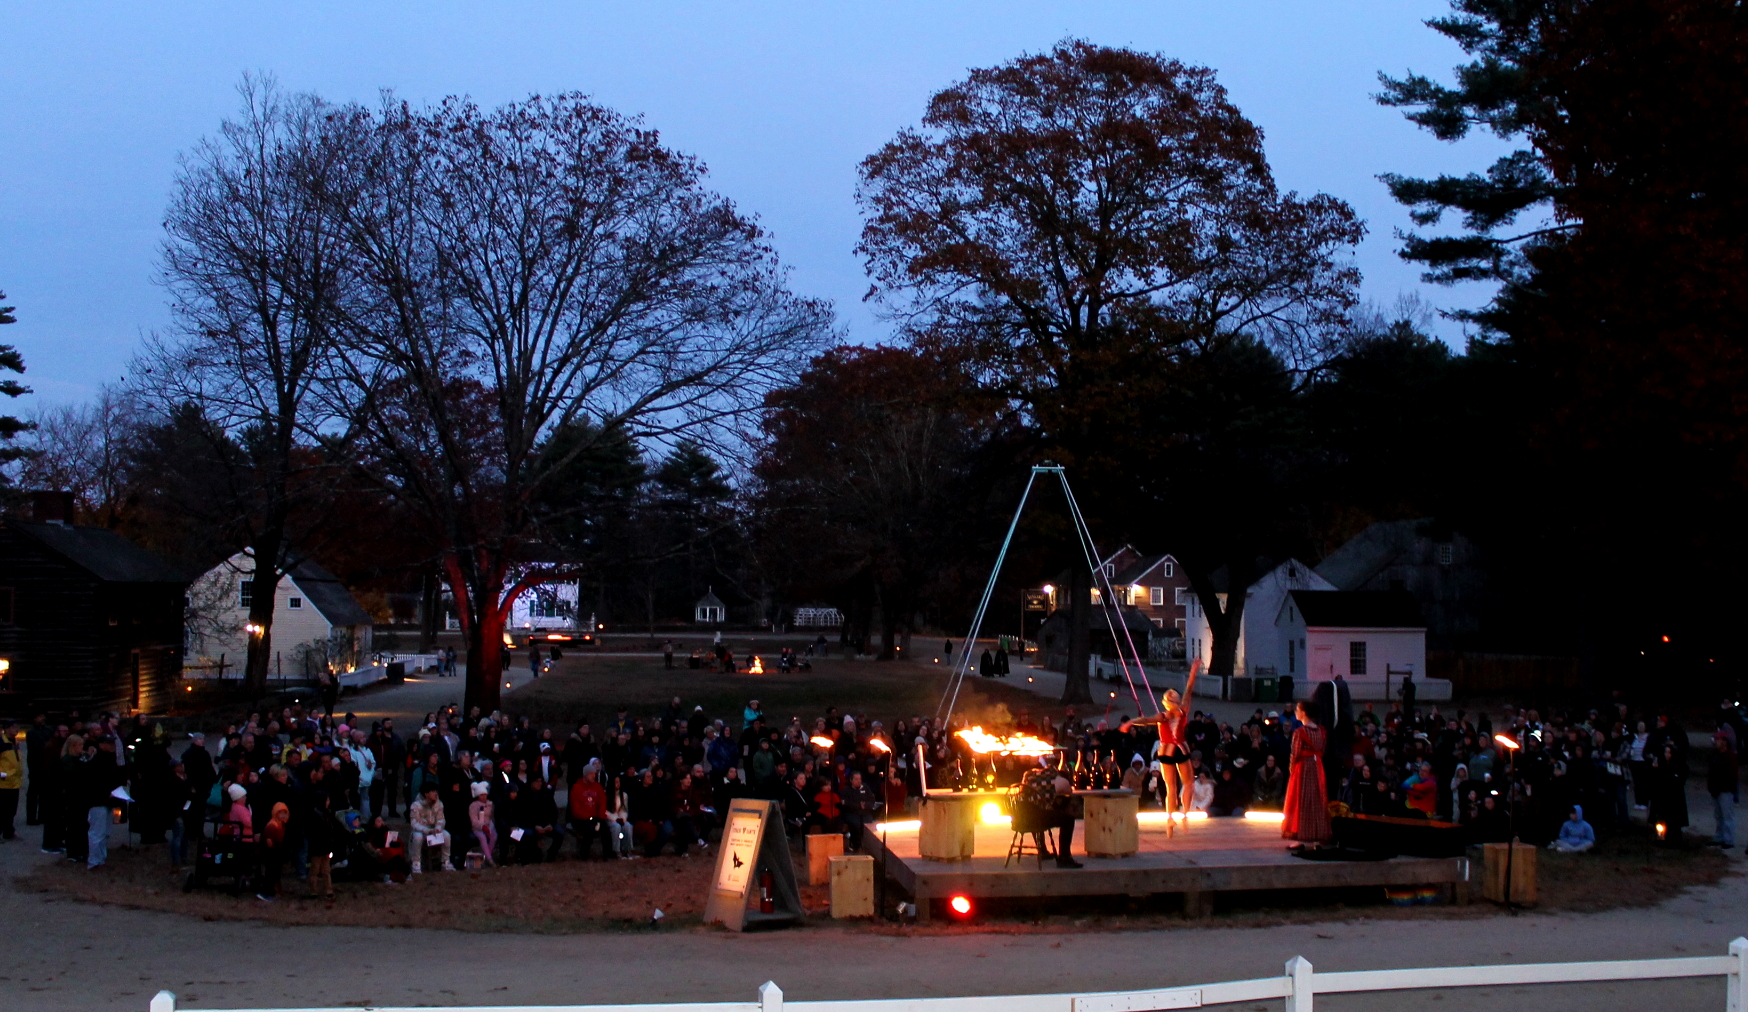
856,42,1363,693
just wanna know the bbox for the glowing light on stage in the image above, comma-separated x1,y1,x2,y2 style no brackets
1137,811,1209,824
810,735,836,750
979,802,1011,826
948,895,974,917
1243,811,1286,822
748,656,765,674
872,820,920,833
955,726,1055,756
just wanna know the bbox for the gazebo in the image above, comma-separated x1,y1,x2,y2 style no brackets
694,588,726,624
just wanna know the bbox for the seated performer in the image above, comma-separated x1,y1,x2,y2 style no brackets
1018,758,1083,869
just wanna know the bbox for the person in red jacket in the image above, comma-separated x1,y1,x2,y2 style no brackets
567,765,609,860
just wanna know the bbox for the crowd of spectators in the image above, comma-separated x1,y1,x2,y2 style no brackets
2,687,1734,898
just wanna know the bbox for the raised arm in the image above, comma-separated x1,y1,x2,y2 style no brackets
1184,658,1201,700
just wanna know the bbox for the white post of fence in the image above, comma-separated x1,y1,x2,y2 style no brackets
1728,937,1748,1012
150,991,176,1012
1284,956,1313,1012
760,981,784,1012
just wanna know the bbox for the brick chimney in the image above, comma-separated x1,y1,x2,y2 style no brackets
31,489,77,525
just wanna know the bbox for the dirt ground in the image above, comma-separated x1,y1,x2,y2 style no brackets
18,824,1727,935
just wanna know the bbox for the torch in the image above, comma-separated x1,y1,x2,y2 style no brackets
1494,732,1521,912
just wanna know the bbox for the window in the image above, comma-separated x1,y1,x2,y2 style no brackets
1175,587,1190,606
1102,563,1114,578
1288,639,1296,674
0,587,12,624
239,580,254,609
1090,588,1102,605
288,596,303,610
1150,586,1165,607
1162,561,1174,577
1436,543,1454,566
1349,640,1368,676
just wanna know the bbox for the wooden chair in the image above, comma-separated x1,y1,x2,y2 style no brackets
1005,792,1057,869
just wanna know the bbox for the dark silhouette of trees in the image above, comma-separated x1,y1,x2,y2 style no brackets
857,41,1363,694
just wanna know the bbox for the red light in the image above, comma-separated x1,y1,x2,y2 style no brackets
948,895,972,916
1661,635,1671,643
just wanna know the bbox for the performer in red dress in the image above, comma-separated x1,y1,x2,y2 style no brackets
1120,659,1200,819
1282,699,1333,844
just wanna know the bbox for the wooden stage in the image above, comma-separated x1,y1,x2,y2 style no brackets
863,814,1472,921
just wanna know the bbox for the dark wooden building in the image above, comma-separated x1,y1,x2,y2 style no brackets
0,517,189,718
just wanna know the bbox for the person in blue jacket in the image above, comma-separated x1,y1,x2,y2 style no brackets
1550,804,1595,853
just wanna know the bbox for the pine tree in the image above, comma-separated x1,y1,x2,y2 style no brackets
0,290,34,472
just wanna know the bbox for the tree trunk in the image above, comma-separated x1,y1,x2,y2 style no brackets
243,531,284,699
417,567,439,653
876,587,897,661
447,556,507,715
1061,558,1094,704
1195,558,1254,688
465,615,504,714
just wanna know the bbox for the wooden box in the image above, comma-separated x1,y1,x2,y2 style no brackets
1083,792,1139,857
828,854,875,918
805,832,844,885
1482,841,1536,905
918,795,978,860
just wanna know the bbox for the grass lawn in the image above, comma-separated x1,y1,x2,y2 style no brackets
503,652,1069,731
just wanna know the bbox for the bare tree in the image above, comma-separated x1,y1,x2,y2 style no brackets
152,76,356,696
327,93,832,712
15,385,141,524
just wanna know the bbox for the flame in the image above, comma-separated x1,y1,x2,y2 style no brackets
979,801,1011,825
955,726,1055,756
810,735,836,749
748,656,764,674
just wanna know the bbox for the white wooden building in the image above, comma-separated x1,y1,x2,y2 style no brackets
186,551,374,677
1273,590,1437,701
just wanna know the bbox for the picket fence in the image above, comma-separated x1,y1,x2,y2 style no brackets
147,937,1748,1012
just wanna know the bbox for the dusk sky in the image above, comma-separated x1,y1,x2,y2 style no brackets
1,2,1510,407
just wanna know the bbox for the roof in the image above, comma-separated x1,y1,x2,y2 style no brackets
696,589,726,608
1289,590,1425,629
1111,554,1175,585
9,521,189,584
286,558,374,627
1316,518,1455,590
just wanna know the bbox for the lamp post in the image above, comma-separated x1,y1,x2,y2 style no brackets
1494,732,1522,912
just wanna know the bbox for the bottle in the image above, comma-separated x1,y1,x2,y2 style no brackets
758,868,775,914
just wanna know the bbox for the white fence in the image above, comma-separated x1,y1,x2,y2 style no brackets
148,938,1748,1012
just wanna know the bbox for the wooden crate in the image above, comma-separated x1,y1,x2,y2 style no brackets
829,854,875,918
1482,841,1536,905
919,795,979,860
1083,793,1139,857
806,833,844,885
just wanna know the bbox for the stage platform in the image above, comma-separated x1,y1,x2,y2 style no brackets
863,814,1472,921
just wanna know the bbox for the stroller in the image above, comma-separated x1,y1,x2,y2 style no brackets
183,819,256,895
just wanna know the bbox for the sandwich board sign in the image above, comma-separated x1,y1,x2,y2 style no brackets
704,798,802,931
